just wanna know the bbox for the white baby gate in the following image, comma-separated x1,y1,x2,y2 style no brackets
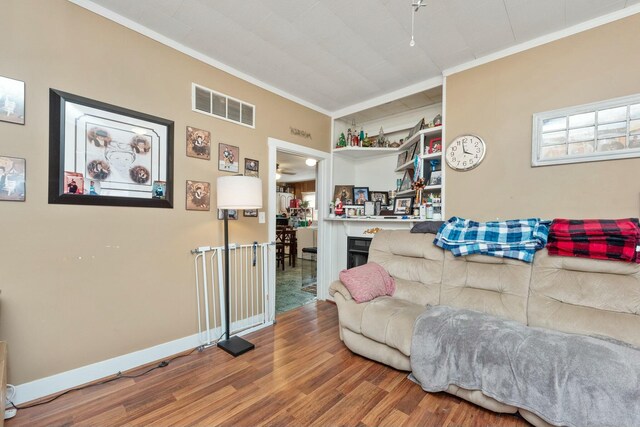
191,242,274,347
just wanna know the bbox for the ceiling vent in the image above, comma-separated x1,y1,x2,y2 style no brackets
192,83,255,128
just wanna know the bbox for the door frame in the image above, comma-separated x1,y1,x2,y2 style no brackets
267,138,332,320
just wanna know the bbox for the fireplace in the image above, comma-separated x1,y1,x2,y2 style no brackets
347,236,372,269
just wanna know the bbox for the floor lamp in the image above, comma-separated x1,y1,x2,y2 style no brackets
216,175,263,357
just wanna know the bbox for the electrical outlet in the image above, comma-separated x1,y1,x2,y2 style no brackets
258,212,265,223
5,408,16,420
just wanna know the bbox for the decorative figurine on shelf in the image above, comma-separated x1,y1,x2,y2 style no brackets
347,128,353,146
337,132,347,148
433,114,442,126
351,131,359,147
377,127,386,148
359,128,365,147
334,197,344,217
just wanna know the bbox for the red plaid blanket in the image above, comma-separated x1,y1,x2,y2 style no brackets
547,218,640,263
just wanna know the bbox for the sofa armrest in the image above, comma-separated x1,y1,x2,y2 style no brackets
329,280,353,301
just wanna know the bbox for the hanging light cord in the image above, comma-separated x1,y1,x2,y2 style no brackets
410,0,426,47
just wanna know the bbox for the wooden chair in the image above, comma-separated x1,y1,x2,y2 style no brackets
282,229,298,268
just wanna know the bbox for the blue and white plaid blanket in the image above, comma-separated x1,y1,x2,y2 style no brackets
433,217,550,263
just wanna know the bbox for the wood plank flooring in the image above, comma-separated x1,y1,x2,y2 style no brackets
8,302,529,426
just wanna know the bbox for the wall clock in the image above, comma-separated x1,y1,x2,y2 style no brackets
445,134,486,171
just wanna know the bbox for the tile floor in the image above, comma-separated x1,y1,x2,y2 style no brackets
275,258,317,314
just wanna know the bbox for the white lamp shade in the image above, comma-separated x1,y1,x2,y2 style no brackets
217,176,263,209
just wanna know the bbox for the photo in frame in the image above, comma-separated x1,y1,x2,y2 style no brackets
394,197,413,215
186,126,211,160
218,143,239,172
243,209,258,217
152,180,167,199
370,191,389,205
333,185,354,205
244,158,259,177
353,187,370,204
405,118,424,142
429,171,442,186
64,171,84,195
0,75,25,125
408,141,419,161
0,156,26,201
396,151,408,169
428,137,442,154
218,209,238,220
399,170,413,191
186,180,210,211
48,89,173,208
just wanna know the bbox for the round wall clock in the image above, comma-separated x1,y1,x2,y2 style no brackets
445,134,486,171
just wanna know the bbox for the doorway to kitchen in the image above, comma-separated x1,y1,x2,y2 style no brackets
267,138,331,319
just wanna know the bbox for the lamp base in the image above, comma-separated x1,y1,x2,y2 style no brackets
217,336,255,357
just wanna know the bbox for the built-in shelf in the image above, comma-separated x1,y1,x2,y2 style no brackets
394,160,415,172
396,189,417,196
325,216,430,223
421,152,442,161
399,126,443,152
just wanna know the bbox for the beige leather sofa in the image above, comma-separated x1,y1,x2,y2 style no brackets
329,230,640,427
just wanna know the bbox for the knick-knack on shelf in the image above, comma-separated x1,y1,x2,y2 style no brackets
337,132,347,148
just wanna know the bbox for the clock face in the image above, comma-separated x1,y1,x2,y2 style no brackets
445,135,486,171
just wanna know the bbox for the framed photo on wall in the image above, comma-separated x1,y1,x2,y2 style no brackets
186,126,211,160
218,209,238,220
0,156,26,201
0,75,25,125
48,89,174,208
218,143,239,172
243,209,258,217
244,158,259,177
186,180,210,211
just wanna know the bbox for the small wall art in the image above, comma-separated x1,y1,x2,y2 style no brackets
0,76,25,125
218,209,238,220
244,158,259,177
186,126,211,160
243,209,258,217
218,143,239,173
0,156,26,201
186,180,210,211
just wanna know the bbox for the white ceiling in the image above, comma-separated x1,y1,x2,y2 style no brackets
85,0,639,114
276,152,316,183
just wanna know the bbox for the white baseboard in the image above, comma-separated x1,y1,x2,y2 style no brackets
14,318,271,405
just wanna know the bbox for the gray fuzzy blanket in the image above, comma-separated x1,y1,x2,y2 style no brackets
409,306,640,427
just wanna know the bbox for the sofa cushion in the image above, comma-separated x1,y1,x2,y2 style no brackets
339,262,395,303
361,297,427,356
368,230,443,306
441,251,532,324
529,248,640,347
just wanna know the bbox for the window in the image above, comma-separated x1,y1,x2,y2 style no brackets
192,83,255,128
532,94,640,166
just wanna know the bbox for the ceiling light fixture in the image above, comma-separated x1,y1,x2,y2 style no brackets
305,158,317,167
410,0,426,47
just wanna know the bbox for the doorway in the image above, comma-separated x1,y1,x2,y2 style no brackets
267,138,331,320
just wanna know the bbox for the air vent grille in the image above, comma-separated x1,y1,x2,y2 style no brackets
192,83,255,129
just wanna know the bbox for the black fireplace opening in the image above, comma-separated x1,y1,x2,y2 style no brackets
347,236,372,269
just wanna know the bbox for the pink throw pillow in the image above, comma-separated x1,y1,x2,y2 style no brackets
339,262,396,303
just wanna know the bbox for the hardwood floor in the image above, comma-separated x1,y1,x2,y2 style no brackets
8,302,529,426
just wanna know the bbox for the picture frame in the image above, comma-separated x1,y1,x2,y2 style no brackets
409,141,419,161
244,158,259,177
218,209,238,220
243,209,258,217
399,170,413,191
0,75,25,125
186,126,211,160
186,180,210,211
353,186,370,205
370,191,389,205
405,118,424,142
218,143,239,172
0,156,26,201
396,151,408,169
152,180,167,200
429,170,442,186
364,201,375,216
48,89,174,208
333,185,354,205
393,197,413,215
428,137,442,154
